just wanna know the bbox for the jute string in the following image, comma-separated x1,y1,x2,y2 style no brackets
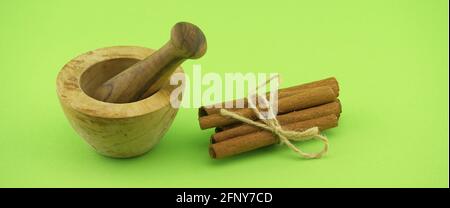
219,76,329,159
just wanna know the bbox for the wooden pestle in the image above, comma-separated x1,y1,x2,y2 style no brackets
93,22,207,103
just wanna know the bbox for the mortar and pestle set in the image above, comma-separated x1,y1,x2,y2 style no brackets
56,22,207,158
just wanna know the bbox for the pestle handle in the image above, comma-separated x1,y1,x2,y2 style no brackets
93,22,207,103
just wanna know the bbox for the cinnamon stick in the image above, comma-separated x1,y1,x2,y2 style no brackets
209,114,338,159
211,101,341,143
198,86,337,129
199,77,339,116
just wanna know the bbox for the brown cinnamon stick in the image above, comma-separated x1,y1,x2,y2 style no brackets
199,77,339,116
209,114,338,159
198,86,337,129
211,101,341,143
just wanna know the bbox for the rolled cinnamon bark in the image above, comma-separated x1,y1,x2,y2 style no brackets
209,114,338,159
199,77,339,116
214,123,241,132
198,86,337,129
211,101,341,143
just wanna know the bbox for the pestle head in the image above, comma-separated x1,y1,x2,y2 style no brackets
170,22,207,59
92,22,207,103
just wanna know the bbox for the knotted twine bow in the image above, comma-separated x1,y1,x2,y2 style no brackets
219,76,329,159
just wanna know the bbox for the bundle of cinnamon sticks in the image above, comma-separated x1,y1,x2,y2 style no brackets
198,77,342,159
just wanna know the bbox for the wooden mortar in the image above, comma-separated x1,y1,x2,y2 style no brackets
56,46,184,158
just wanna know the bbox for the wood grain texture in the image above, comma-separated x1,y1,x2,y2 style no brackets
56,46,184,158
93,22,206,103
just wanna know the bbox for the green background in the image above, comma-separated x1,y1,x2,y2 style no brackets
0,0,448,187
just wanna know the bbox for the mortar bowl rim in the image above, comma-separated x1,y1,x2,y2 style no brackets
56,45,184,119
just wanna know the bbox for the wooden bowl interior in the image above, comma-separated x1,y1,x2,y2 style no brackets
80,58,140,102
